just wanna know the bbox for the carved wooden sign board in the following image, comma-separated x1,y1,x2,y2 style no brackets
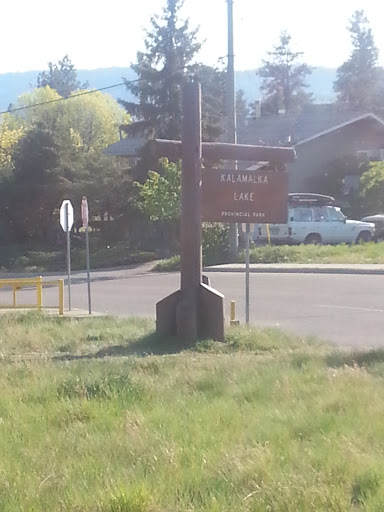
202,169,288,224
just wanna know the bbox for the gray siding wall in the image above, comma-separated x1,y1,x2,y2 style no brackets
288,119,384,192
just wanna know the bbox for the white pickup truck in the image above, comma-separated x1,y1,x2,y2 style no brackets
252,193,375,245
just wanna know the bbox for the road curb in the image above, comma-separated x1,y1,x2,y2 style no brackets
0,261,159,280
203,266,384,275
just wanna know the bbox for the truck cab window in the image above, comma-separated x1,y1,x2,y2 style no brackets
293,208,312,222
328,207,345,222
314,207,328,222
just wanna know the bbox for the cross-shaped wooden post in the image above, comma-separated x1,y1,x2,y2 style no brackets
154,80,295,345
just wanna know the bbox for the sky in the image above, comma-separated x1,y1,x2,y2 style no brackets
1,0,384,74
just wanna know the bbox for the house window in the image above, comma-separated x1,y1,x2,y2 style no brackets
357,149,382,161
357,150,369,161
342,174,360,195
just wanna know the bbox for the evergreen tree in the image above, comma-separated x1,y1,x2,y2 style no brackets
119,0,201,140
194,64,226,142
2,125,63,243
334,10,381,111
37,55,88,98
236,89,249,132
258,31,312,115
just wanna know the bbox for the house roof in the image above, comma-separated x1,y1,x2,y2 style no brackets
105,107,384,157
103,136,146,157
239,105,384,147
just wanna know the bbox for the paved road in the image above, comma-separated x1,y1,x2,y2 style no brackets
2,266,384,348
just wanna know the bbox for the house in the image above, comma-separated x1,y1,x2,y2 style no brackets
103,135,146,167
104,105,384,197
238,104,384,194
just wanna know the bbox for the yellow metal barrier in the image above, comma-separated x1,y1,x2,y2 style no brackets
0,276,64,315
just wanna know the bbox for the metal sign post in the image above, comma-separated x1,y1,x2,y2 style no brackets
60,200,74,311
65,203,72,311
81,196,92,315
245,223,250,324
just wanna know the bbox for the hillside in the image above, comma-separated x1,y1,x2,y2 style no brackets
0,66,336,112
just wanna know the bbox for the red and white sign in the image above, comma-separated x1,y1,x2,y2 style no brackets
81,196,89,228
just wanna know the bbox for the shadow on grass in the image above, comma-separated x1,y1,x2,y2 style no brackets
326,348,384,368
52,332,189,362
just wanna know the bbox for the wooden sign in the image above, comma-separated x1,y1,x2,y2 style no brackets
202,169,288,223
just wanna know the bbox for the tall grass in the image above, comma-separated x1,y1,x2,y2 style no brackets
1,314,384,510
154,241,384,271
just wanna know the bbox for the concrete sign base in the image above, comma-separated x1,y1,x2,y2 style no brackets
156,283,224,344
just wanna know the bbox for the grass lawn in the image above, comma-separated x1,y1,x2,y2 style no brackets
247,241,384,264
1,313,384,510
153,241,384,271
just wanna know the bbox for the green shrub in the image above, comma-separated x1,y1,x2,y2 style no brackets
246,244,303,264
202,223,230,265
152,255,180,272
12,251,64,272
91,245,155,269
152,224,230,271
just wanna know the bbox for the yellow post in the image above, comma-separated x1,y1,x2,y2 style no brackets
230,300,235,322
36,276,43,312
230,300,240,325
13,284,16,307
266,224,271,245
58,279,64,315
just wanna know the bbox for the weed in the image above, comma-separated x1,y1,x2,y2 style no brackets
106,486,151,512
351,470,381,505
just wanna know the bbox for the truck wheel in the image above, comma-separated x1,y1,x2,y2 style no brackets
304,233,322,245
356,231,372,243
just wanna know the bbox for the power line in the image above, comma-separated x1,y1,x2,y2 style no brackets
0,79,140,116
0,65,223,118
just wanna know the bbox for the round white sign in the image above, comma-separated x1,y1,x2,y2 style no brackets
60,200,74,232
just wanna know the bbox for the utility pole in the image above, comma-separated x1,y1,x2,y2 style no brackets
226,0,238,257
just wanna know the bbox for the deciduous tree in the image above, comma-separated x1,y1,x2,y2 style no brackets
60,90,128,152
0,114,24,178
1,88,129,243
135,158,181,221
13,86,126,153
360,162,384,215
